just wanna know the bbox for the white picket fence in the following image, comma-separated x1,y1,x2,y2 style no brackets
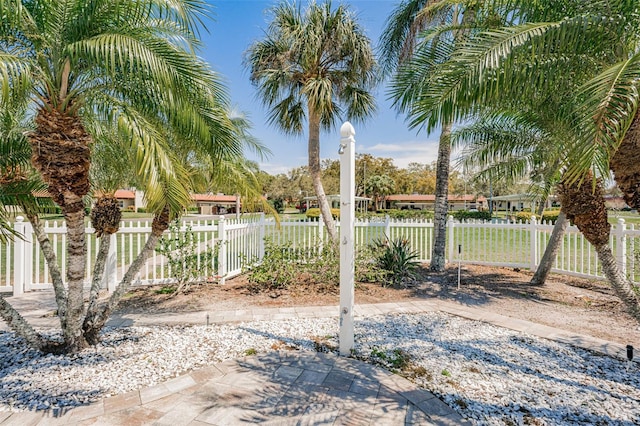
2,214,640,295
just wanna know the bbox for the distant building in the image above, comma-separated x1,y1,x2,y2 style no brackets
31,189,239,214
384,194,487,211
488,194,555,213
302,195,371,213
191,193,239,215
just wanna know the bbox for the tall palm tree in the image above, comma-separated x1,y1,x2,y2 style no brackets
0,0,261,353
245,0,377,241
389,0,640,317
381,0,498,271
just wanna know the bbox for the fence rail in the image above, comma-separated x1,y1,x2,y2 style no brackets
2,214,639,295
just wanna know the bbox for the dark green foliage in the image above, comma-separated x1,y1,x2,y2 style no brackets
514,210,560,223
358,209,435,220
305,207,340,220
373,236,420,287
452,210,493,221
247,239,339,291
246,238,387,291
270,198,285,214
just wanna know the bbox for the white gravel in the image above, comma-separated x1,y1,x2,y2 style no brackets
1,312,638,425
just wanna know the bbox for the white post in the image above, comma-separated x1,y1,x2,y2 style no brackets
615,218,627,275
339,122,355,356
218,216,227,285
13,217,25,296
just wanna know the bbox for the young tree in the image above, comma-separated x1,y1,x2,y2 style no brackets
245,0,378,241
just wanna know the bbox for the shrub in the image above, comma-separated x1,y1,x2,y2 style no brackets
354,243,387,283
359,209,434,220
41,205,62,214
372,236,420,287
137,207,147,213
246,239,339,291
155,220,215,294
270,198,285,214
305,207,340,220
452,210,492,221
514,210,560,224
246,238,387,291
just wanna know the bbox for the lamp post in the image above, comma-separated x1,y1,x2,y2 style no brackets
339,122,355,356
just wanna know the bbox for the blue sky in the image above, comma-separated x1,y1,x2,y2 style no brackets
201,0,441,175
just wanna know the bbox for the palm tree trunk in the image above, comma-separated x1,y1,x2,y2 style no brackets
83,208,169,344
308,105,338,241
430,122,452,271
0,296,48,352
559,175,640,321
30,106,92,353
23,211,67,329
63,207,89,352
530,210,568,286
83,235,111,335
595,244,640,321
610,111,640,210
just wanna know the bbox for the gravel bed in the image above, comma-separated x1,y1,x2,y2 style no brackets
0,312,638,425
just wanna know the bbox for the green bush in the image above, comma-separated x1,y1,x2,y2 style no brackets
358,209,434,220
40,205,62,214
246,238,387,291
305,207,340,220
452,210,493,221
514,210,560,223
246,239,339,291
270,198,285,214
372,236,420,287
155,220,216,294
137,207,147,213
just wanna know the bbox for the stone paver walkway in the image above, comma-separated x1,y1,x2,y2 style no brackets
0,290,635,425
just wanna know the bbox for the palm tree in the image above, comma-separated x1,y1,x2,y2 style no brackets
365,174,395,211
245,0,377,241
381,0,495,271
0,0,262,353
452,104,570,287
389,0,640,317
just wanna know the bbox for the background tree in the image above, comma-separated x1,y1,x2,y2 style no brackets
246,0,378,241
365,174,396,211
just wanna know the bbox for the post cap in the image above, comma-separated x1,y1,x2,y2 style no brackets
340,122,355,138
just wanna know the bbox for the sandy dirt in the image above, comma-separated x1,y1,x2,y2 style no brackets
116,264,640,346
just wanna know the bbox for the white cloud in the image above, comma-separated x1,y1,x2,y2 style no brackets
359,140,441,168
257,162,296,175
